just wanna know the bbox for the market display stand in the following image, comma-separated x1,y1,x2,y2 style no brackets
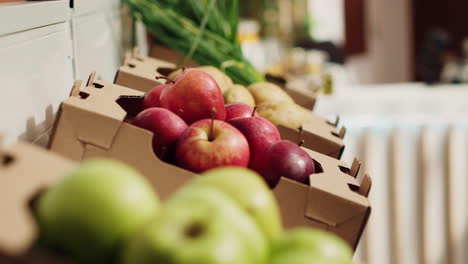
0,0,122,146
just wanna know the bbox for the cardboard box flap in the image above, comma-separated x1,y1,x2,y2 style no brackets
302,114,345,142
349,158,361,178
306,149,368,203
327,116,340,127
278,125,345,159
59,76,143,150
104,123,197,199
305,184,370,227
302,147,349,172
116,54,178,94
120,58,174,80
358,174,372,197
124,48,177,71
309,170,369,204
0,141,74,255
300,148,370,226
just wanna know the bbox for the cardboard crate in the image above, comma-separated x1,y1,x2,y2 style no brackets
275,153,372,250
0,137,75,262
49,74,370,248
115,55,344,159
264,73,318,110
147,44,318,109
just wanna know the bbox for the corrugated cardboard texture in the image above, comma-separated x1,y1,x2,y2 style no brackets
0,141,75,256
49,75,370,249
274,149,371,249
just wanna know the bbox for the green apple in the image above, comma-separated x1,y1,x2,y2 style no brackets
270,228,353,264
121,186,268,264
195,167,282,240
37,159,159,264
169,186,269,264
270,250,338,264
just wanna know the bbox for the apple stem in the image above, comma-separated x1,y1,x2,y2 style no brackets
155,76,175,84
252,106,257,117
209,119,215,141
208,108,217,141
181,67,186,72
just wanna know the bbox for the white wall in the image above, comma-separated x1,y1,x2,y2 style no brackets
309,0,345,45
347,0,413,84
0,0,122,145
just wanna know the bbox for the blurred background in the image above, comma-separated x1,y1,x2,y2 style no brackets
1,0,468,263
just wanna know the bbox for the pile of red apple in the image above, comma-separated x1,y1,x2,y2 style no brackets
133,69,318,188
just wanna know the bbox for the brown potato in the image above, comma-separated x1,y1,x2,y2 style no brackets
247,82,294,105
223,84,256,107
256,102,310,129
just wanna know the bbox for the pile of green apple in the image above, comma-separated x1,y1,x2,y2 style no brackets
36,159,353,264
134,68,320,188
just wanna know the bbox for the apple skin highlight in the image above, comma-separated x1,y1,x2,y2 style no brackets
160,69,226,124
176,119,250,173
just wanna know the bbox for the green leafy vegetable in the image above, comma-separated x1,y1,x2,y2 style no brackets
125,0,264,85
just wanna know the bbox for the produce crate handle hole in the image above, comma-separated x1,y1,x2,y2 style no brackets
339,165,351,175
79,92,90,99
2,154,14,167
93,83,104,89
347,183,360,193
157,67,177,76
313,159,324,174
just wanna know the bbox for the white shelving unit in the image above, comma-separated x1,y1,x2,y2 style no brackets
71,0,123,82
0,0,122,145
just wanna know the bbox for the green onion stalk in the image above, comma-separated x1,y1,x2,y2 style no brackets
125,0,265,86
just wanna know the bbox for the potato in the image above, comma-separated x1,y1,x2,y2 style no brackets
223,84,256,107
256,102,310,129
247,82,294,105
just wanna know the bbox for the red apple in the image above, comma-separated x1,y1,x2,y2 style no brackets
143,84,168,109
253,140,316,188
228,116,280,167
133,107,188,161
176,119,250,173
225,103,259,121
159,69,226,124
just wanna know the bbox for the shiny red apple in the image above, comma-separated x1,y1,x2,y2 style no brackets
228,116,280,167
253,140,316,188
159,69,226,124
176,119,250,173
225,103,259,121
133,107,188,161
143,84,168,109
